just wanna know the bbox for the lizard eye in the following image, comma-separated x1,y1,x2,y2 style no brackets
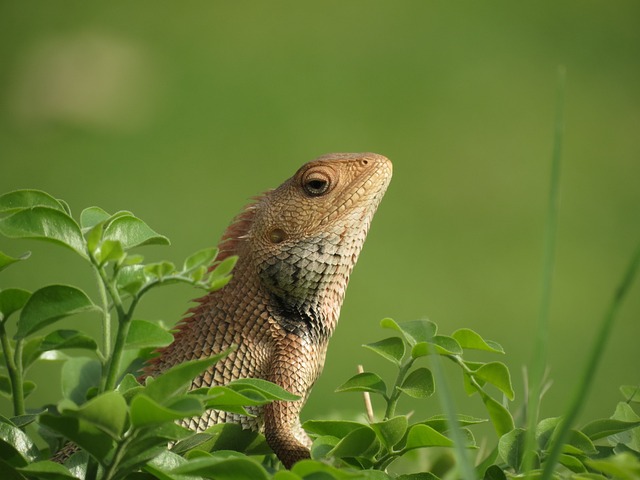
302,170,332,197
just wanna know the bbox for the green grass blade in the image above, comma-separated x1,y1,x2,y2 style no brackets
541,243,640,479
523,66,566,476
430,352,477,480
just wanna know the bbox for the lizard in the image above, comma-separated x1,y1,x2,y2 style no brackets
146,152,392,468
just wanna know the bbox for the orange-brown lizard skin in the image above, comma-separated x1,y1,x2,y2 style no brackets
145,152,392,468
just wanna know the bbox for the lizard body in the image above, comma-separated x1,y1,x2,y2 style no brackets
145,152,392,467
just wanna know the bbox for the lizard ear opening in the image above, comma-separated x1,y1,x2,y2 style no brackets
269,228,287,244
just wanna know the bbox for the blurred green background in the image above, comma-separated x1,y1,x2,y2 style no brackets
1,1,639,436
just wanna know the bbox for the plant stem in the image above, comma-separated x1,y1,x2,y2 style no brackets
103,431,137,480
384,359,413,419
541,243,640,480
102,313,133,392
0,326,25,416
94,267,112,369
93,262,129,393
523,66,565,477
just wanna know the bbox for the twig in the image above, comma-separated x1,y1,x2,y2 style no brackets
358,365,375,423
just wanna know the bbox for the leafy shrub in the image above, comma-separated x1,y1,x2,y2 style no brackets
1,190,639,480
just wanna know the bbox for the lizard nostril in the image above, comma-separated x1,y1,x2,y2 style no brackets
269,228,287,244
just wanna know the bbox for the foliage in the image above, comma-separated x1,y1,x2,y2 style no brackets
0,190,639,480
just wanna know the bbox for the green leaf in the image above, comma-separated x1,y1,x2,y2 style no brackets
171,454,270,480
610,402,640,451
39,413,114,464
0,461,27,480
60,391,127,439
196,423,269,455
16,460,78,480
291,459,360,479
302,420,366,439
431,335,463,354
397,367,435,399
170,432,215,455
170,454,270,480
116,265,147,296
189,265,208,282
144,261,176,280
536,416,560,449
10,414,39,429
85,222,103,254
20,336,44,368
328,426,379,459
558,453,587,473
371,416,408,449
273,471,303,480
0,376,14,397
0,190,66,214
142,450,187,480
335,372,387,397
581,418,640,441
536,417,597,455
0,422,40,466
203,386,264,416
405,424,453,450
116,373,143,399
96,239,125,265
412,336,462,357
482,465,507,480
481,392,514,437
0,251,30,273
183,247,219,273
473,362,515,400
0,207,87,259
498,428,526,472
565,429,598,455
15,285,98,339
103,214,169,250
144,352,231,402
226,378,300,401
22,381,36,399
381,318,437,346
423,414,487,432
119,443,180,474
587,452,640,480
452,328,505,354
208,256,238,291
0,289,31,324
39,330,98,352
57,199,72,216
621,385,640,403
130,394,203,428
310,435,339,461
363,337,405,365
80,207,110,231
208,274,233,291
61,357,101,405
209,256,238,279
125,320,174,350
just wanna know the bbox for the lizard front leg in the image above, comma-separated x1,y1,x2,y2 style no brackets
264,332,324,468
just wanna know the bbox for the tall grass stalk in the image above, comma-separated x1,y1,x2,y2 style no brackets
541,243,640,478
522,66,565,476
430,349,477,480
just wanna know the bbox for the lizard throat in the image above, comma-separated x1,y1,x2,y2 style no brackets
270,293,330,339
